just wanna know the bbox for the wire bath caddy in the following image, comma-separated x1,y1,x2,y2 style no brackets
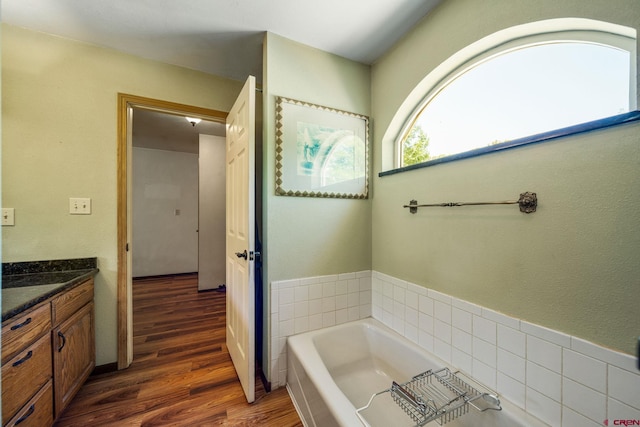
355,367,502,426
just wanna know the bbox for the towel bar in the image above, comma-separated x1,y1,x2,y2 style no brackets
403,192,537,214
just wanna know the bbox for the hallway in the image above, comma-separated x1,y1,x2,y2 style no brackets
54,273,302,426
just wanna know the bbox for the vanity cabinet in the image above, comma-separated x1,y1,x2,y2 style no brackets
1,278,95,426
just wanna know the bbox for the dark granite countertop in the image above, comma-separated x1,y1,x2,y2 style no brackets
2,258,99,322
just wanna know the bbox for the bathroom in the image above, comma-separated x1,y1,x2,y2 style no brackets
3,0,640,426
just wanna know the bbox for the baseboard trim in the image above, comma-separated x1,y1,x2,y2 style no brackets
258,366,271,393
91,362,118,376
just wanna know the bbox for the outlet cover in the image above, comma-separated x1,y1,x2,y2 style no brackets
70,198,91,215
2,208,15,226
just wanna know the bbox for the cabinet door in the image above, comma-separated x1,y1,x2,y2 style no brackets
52,302,95,418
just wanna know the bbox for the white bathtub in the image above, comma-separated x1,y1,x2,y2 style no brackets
287,318,548,427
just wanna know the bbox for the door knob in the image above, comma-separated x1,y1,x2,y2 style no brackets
235,250,248,259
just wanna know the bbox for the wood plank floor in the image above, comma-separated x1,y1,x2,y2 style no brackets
54,273,303,426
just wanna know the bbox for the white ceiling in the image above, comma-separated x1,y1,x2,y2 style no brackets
132,109,225,154
2,0,442,153
1,0,441,83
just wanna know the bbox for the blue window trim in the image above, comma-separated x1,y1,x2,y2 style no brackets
379,111,640,177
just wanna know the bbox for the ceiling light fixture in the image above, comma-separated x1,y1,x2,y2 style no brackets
186,117,201,126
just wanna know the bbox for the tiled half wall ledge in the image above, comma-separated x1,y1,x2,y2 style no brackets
270,270,640,427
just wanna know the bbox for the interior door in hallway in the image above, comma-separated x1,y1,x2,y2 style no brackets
225,75,256,403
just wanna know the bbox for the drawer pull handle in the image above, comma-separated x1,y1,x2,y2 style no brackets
12,350,33,367
10,317,32,330
15,404,35,425
58,331,66,352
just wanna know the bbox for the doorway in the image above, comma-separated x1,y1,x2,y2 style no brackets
117,94,228,369
117,92,265,398
131,108,225,289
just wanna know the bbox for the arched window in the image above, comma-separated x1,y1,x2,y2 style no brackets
397,23,637,168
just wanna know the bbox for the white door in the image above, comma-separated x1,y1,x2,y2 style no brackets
226,76,256,403
198,135,226,291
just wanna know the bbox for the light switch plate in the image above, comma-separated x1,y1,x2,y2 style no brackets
70,198,91,215
2,208,15,226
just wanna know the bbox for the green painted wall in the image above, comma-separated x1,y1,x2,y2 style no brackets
2,24,242,365
262,33,372,379
262,33,372,285
371,0,640,355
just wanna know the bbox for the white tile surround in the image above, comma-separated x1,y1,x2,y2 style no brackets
271,270,640,427
270,271,372,388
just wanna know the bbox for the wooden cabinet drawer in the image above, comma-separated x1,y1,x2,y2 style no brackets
51,279,94,326
1,334,53,425
5,379,54,427
1,303,51,364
